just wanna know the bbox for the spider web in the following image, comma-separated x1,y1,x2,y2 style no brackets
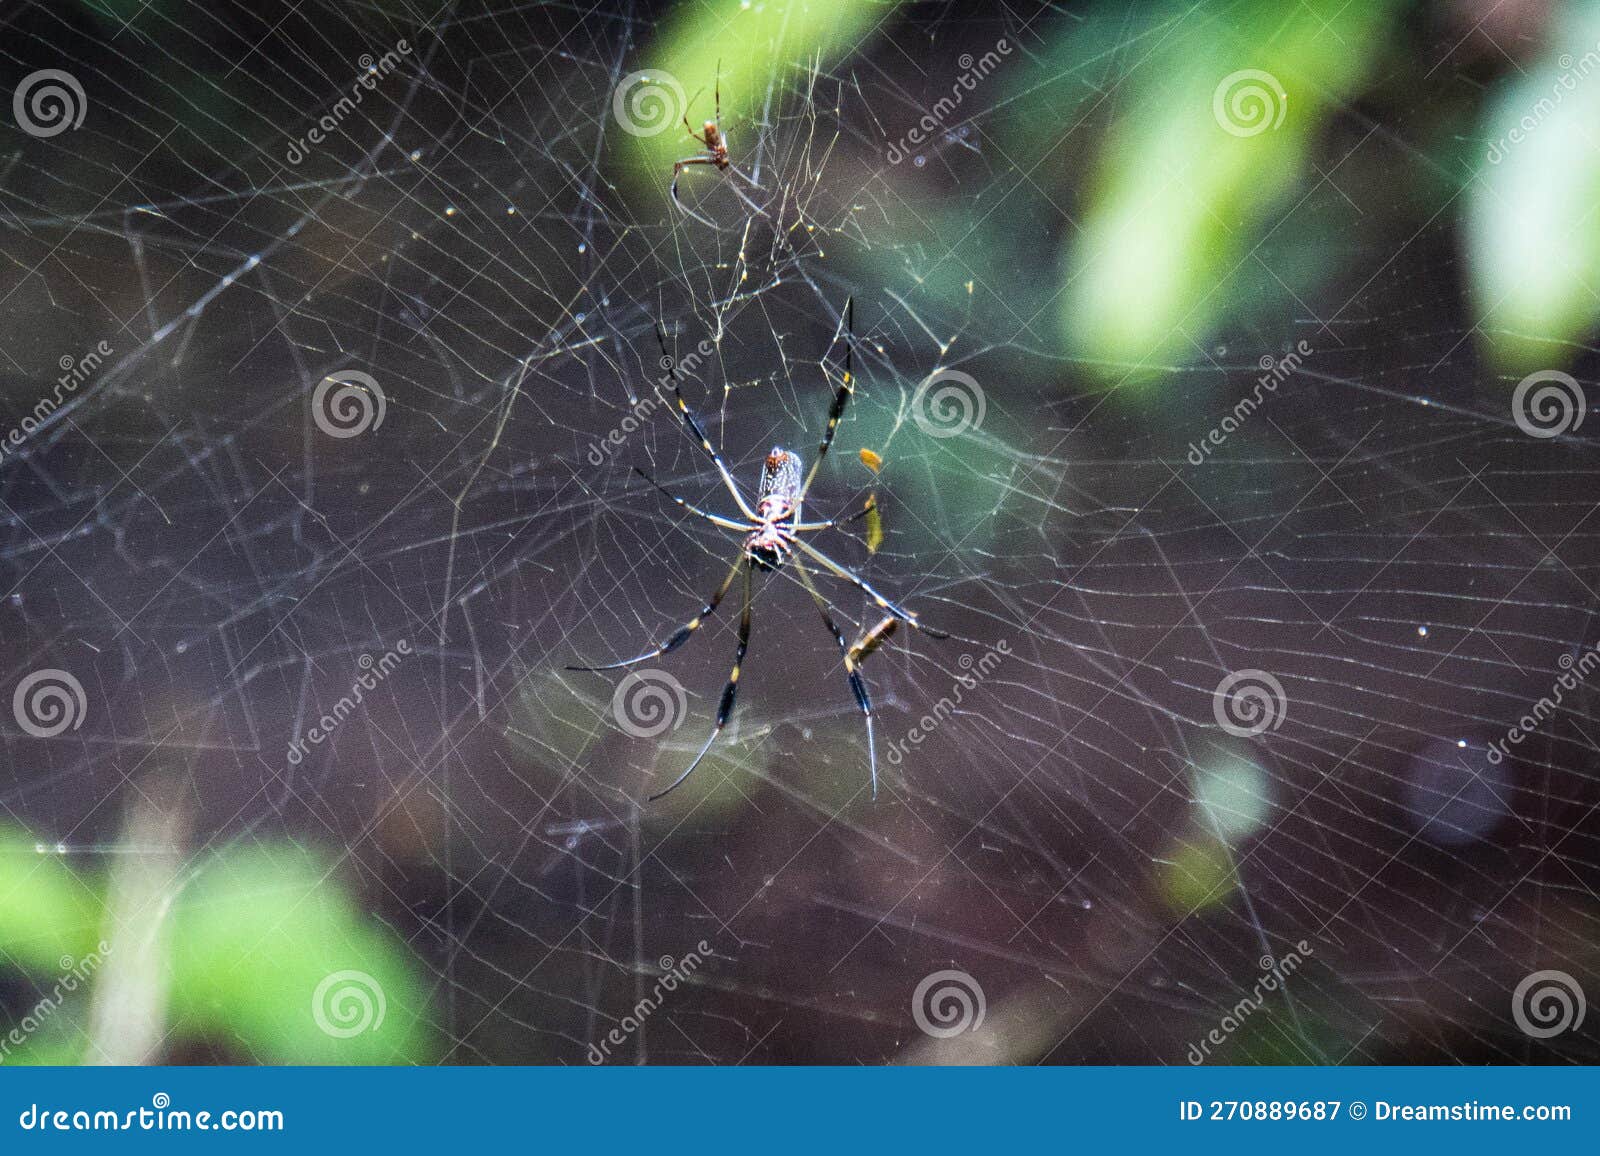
1,0,1597,1065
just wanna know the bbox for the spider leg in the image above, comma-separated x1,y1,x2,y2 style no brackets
793,496,876,533
680,115,712,147
567,555,742,672
793,558,880,798
801,297,855,499
650,558,754,801
633,466,750,531
794,537,949,639
655,323,760,520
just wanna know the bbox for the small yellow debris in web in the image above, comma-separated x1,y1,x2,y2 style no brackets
858,447,883,473
862,493,883,555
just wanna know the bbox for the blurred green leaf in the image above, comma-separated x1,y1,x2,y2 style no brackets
168,843,434,1064
1468,1,1600,373
0,827,104,971
1061,0,1403,383
620,0,897,197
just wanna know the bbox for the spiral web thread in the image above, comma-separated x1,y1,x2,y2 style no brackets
0,0,1596,1064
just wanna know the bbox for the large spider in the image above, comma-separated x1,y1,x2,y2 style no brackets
570,299,948,800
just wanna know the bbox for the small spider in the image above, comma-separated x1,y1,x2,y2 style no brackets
570,299,948,800
670,73,730,209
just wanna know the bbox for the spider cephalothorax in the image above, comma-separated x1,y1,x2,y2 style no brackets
570,299,948,801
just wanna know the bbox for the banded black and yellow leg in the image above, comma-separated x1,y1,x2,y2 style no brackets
801,297,855,500
794,538,949,640
654,323,759,521
794,558,881,797
650,559,755,801
567,556,742,672
632,466,749,532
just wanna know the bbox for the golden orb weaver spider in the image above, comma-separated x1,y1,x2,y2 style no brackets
570,299,948,800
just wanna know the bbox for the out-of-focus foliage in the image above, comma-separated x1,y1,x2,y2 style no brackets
1060,0,1404,383
1468,0,1600,373
0,828,432,1064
